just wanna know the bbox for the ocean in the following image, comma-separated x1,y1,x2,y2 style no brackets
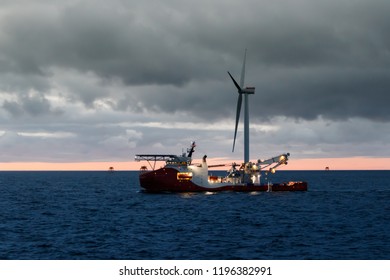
0,170,389,260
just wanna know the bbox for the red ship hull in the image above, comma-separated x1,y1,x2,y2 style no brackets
139,167,308,193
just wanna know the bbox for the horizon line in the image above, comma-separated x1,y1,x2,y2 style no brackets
0,157,389,171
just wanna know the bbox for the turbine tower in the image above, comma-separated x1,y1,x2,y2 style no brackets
228,49,255,163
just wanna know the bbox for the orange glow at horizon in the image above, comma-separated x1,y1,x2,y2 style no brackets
0,157,389,171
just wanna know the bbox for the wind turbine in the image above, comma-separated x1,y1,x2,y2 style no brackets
228,49,255,164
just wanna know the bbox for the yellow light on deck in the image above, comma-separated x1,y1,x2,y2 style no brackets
177,172,193,181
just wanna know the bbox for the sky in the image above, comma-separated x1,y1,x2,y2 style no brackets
0,0,390,170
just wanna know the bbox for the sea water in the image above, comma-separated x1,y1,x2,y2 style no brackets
0,170,389,259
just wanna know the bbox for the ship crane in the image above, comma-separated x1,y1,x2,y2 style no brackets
257,153,290,173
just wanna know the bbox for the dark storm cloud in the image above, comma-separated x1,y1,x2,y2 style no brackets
0,1,223,86
252,66,390,122
1,0,390,121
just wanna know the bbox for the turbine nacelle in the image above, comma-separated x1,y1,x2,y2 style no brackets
242,87,255,94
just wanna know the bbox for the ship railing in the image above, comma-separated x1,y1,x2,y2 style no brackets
135,154,190,170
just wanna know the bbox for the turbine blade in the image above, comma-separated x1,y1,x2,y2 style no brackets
232,93,242,152
228,71,241,92
240,49,247,88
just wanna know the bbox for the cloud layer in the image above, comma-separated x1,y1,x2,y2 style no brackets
1,0,390,164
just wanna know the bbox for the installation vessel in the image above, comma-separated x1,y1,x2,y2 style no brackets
135,51,308,192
